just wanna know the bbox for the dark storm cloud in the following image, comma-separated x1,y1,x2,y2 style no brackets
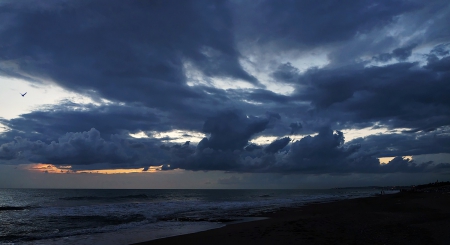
0,102,163,143
200,110,279,151
1,0,450,177
380,156,428,173
0,128,174,170
246,89,292,104
289,122,302,135
323,1,449,67
244,143,262,152
234,0,419,48
392,44,417,60
426,53,450,72
272,63,300,84
422,2,450,42
276,128,436,174
264,137,290,154
372,43,418,62
168,126,445,174
431,43,450,57
278,128,362,173
278,48,450,133
0,128,167,168
1,111,448,174
160,141,195,159
0,0,259,110
349,128,450,157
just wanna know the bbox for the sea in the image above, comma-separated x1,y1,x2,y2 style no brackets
0,188,393,245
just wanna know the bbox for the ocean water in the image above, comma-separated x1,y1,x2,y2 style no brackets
0,188,388,244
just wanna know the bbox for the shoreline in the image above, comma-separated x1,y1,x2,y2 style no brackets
132,190,450,245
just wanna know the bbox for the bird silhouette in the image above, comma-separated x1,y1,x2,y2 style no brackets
20,92,27,97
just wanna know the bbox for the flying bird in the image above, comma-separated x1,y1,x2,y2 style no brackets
20,92,27,97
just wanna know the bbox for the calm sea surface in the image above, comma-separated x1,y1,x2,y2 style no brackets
0,188,389,244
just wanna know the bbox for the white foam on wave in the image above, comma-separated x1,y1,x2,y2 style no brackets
30,189,382,222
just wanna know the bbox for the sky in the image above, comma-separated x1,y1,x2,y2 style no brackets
1,0,450,189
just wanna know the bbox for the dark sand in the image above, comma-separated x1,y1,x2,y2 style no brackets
132,190,450,245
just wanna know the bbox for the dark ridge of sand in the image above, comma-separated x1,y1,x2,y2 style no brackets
132,189,450,245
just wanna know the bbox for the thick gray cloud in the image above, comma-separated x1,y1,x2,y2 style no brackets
289,122,303,135
29,129,133,165
0,102,163,143
165,126,444,173
349,127,450,157
264,137,291,153
265,51,450,133
373,43,418,62
234,0,419,49
200,110,279,151
0,0,450,179
0,119,448,174
0,0,260,118
0,128,166,168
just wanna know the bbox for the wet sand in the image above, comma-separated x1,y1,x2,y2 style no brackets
132,190,450,245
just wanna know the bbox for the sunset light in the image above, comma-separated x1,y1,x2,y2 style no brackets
23,163,162,174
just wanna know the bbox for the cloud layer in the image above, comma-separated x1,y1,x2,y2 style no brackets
1,0,450,176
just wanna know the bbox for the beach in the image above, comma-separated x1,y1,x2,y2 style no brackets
133,188,450,245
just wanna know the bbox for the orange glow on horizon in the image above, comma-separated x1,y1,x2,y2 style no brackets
21,163,162,174
378,156,413,165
